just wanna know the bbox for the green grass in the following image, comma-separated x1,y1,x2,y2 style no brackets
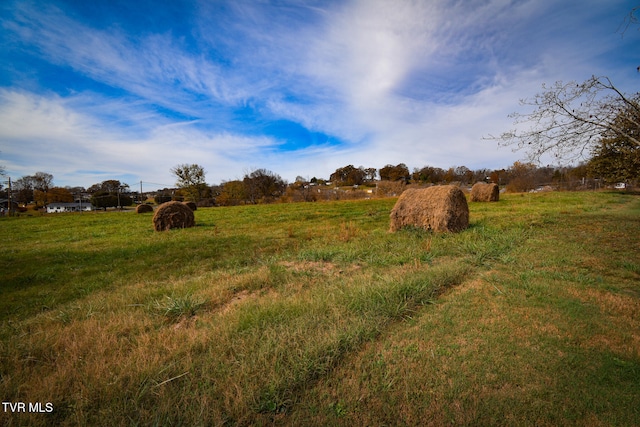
1,192,639,426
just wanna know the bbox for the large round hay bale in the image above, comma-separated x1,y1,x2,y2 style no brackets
184,201,197,211
153,201,195,231
470,182,499,202
389,185,469,233
136,204,154,213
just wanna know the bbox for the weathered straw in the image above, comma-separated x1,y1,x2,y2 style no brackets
152,201,195,231
470,182,499,202
390,185,469,233
136,204,154,213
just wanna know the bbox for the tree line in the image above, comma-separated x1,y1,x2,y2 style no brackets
1,158,626,211
2,70,637,209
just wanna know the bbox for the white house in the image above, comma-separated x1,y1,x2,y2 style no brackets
46,202,95,213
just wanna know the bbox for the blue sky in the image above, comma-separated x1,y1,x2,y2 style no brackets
1,0,638,189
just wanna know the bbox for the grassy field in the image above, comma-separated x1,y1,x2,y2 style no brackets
1,191,639,426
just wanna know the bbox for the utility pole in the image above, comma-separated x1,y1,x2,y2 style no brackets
7,176,13,216
140,180,143,204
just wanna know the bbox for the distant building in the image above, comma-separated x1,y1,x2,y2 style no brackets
0,199,19,214
46,202,95,213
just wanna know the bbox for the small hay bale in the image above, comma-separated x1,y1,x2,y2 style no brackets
184,201,197,211
153,201,195,231
389,185,469,233
136,204,154,213
470,182,499,202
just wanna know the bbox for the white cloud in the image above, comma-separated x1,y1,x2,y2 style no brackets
2,0,637,188
0,89,282,187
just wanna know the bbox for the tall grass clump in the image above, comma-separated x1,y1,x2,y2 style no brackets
153,293,206,322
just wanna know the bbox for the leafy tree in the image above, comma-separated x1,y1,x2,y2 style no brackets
89,180,131,210
489,76,640,162
455,166,474,184
11,172,54,206
505,161,537,193
363,167,378,182
44,187,74,203
88,180,126,194
489,169,505,185
412,166,445,183
171,164,207,202
33,172,53,193
243,169,286,204
217,180,247,206
443,167,457,183
588,104,640,183
13,176,35,205
330,165,366,186
379,164,410,182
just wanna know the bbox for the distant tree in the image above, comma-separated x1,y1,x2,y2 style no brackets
243,169,286,204
89,180,131,210
45,187,74,203
472,168,493,184
379,164,410,181
88,180,125,194
217,180,247,206
588,133,640,184
65,186,87,197
454,166,474,184
10,172,54,206
13,176,35,205
171,164,207,202
442,167,457,183
154,190,173,204
505,161,537,193
33,172,53,193
489,169,505,185
91,192,117,210
363,167,378,182
330,165,366,186
489,76,640,163
412,166,445,183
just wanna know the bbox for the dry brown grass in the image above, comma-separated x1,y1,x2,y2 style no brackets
184,201,197,211
152,201,195,231
470,182,499,202
389,185,469,233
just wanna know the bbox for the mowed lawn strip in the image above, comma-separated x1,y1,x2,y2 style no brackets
1,192,638,425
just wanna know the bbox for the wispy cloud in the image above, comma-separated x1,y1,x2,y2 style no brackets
0,0,637,187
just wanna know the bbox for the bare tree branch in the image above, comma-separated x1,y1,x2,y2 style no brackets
486,76,640,163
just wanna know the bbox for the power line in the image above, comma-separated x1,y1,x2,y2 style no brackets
141,181,175,189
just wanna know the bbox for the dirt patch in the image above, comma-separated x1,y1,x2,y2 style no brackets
219,290,253,314
279,260,361,276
